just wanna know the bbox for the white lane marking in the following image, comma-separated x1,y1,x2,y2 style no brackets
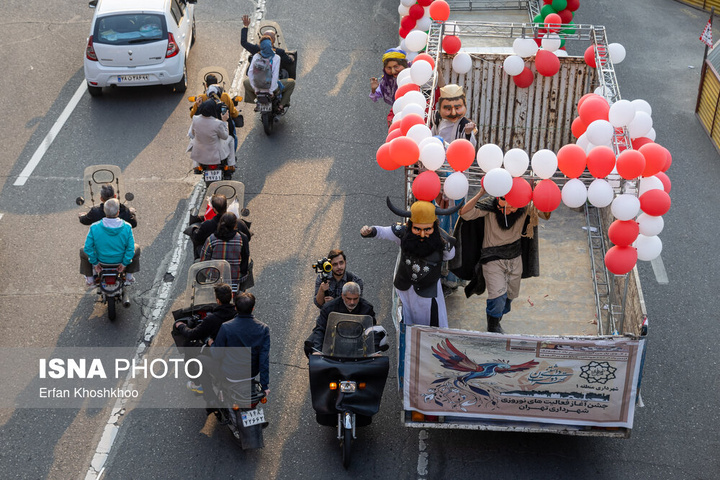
14,81,88,186
651,255,669,284
417,429,429,478
0,213,3,221
84,181,205,480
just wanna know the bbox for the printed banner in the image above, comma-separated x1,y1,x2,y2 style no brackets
404,326,645,428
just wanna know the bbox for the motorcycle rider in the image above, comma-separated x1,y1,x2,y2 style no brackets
189,74,242,151
245,37,294,113
78,184,137,228
175,283,236,343
188,100,236,172
80,198,140,286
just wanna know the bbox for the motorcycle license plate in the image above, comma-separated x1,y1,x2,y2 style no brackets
203,170,223,182
259,103,272,112
117,75,150,82
241,407,265,427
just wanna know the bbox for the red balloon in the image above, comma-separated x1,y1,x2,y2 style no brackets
533,179,562,212
631,136,653,150
566,0,580,11
388,120,402,132
400,15,417,31
608,220,639,247
535,49,560,77
557,144,587,178
558,8,573,23
429,0,450,22
584,45,597,68
578,96,610,125
656,171,672,193
587,146,616,178
544,13,562,32
604,246,638,275
639,143,668,177
386,128,403,143
442,35,462,55
376,143,399,171
446,139,476,172
639,189,671,216
412,171,442,201
408,4,425,20
390,137,420,167
401,113,425,135
399,26,410,39
543,0,553,4
417,0,433,5
414,53,435,69
513,67,534,88
505,178,533,208
577,93,602,111
571,116,587,139
616,149,646,180
662,147,672,172
395,82,421,100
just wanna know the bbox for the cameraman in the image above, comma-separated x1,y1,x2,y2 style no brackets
313,249,364,308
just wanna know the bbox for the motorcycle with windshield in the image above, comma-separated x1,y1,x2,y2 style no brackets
75,164,135,321
308,313,390,468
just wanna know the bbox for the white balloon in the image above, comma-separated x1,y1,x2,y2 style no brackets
531,149,558,179
635,234,662,261
576,133,590,150
418,136,443,150
398,4,410,16
555,49,569,57
444,171,469,200
402,102,425,118
477,144,504,172
646,127,656,141
483,168,514,197
503,55,525,76
631,99,652,116
541,33,561,52
587,179,615,207
405,30,428,53
594,85,610,98
397,68,412,83
402,91,427,110
399,39,408,52
392,98,404,115
638,176,664,196
394,110,405,121
513,38,538,57
584,140,598,154
397,75,414,87
608,43,626,64
410,60,433,85
628,111,653,139
608,99,636,128
611,194,641,221
416,16,432,32
562,178,588,208
452,52,473,74
400,0,415,7
637,213,665,236
586,120,614,146
420,142,446,171
503,148,530,177
406,51,419,63
407,124,432,144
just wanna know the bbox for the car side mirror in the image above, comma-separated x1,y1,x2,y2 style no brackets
125,192,134,202
88,0,98,7
76,196,86,206
187,0,197,3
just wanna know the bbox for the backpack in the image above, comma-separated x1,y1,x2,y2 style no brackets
252,55,273,90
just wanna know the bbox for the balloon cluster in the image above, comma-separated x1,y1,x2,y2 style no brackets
534,0,580,27
567,94,671,275
398,0,451,61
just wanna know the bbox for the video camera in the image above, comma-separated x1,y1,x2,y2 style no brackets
312,257,332,282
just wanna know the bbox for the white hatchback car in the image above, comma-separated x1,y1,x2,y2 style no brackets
84,0,196,97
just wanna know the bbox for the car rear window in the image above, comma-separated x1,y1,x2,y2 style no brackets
94,14,167,45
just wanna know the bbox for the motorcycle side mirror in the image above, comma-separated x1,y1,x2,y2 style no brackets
76,196,85,206
187,0,197,3
241,208,250,217
233,96,242,106
188,96,196,102
125,192,134,202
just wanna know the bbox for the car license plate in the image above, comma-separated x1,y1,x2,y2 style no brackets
118,75,150,82
203,170,223,182
241,407,265,427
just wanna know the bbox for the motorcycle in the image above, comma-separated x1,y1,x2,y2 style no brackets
248,20,297,136
76,164,135,321
171,260,266,449
308,313,390,468
187,67,243,186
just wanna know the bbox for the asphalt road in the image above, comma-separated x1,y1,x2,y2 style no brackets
0,0,717,479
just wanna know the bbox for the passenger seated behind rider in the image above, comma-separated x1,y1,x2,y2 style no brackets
189,100,236,170
189,74,242,150
175,283,236,343
78,184,137,228
188,194,252,260
304,282,377,357
80,198,140,286
245,37,294,113
199,213,250,291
